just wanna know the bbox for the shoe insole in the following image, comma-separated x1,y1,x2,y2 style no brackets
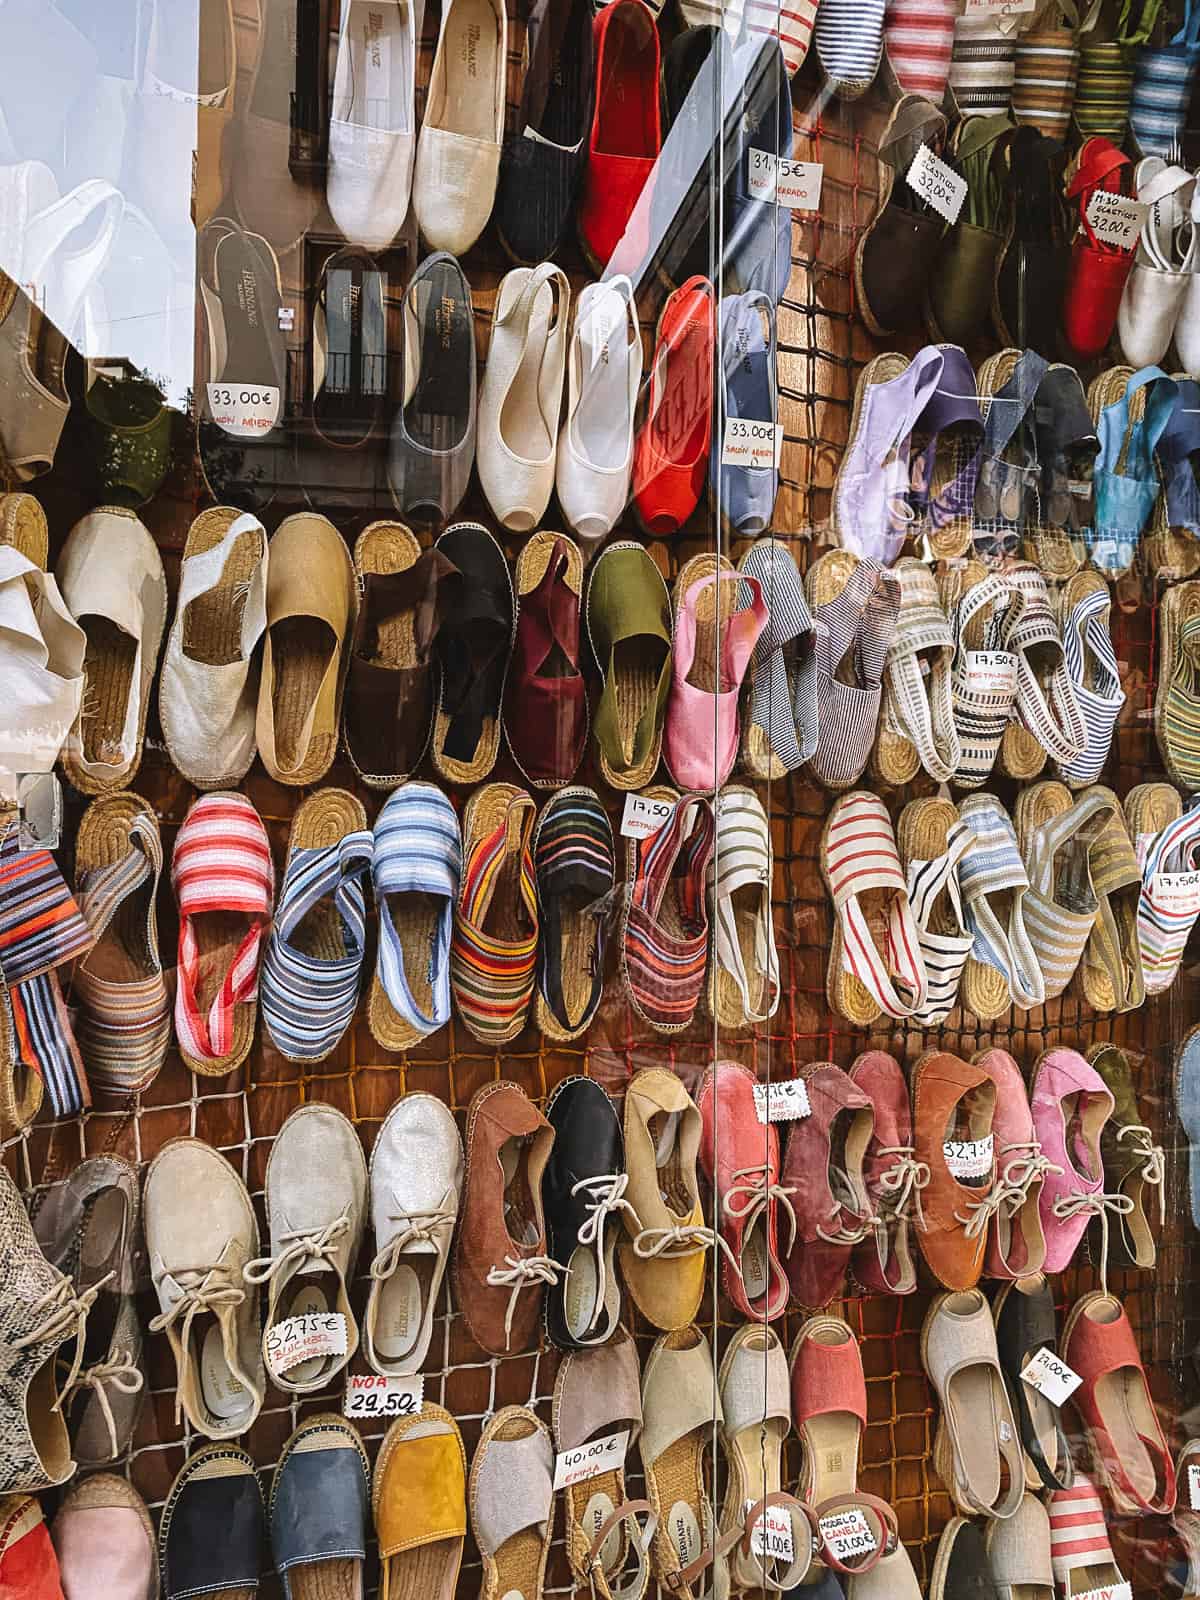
576,288,633,471
648,1110,689,1215
385,889,439,1018
610,634,669,763
79,616,136,767
554,888,597,1030
943,1365,1005,1507
651,316,710,470
182,525,262,668
433,0,501,142
338,0,412,131
269,616,336,770
276,1278,336,1385
213,231,284,393
500,1135,538,1246
725,303,772,429
291,880,350,963
191,909,256,1015
404,265,471,451
498,277,561,462
688,580,735,696
567,1467,627,1585
564,1242,601,1339
595,6,656,158
1092,1367,1159,1503
200,1320,253,1422
374,1258,432,1360
741,1214,769,1302
528,0,589,146
83,873,153,984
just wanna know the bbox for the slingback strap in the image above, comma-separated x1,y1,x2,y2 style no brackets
586,1499,658,1600
736,1493,818,1591
1068,139,1132,251
813,1492,899,1576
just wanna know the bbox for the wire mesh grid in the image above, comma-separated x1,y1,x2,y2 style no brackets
0,13,1197,1600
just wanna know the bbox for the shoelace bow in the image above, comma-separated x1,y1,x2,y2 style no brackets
815,1167,876,1246
1051,1189,1135,1293
148,1265,248,1423
14,1270,113,1404
723,1165,798,1257
954,1184,1010,1240
868,1147,930,1268
370,1207,457,1282
1117,1124,1166,1225
570,1173,642,1345
243,1214,352,1287
632,1221,739,1274
486,1254,563,1350
991,1141,1064,1215
59,1348,143,1461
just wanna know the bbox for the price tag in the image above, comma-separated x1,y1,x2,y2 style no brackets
1020,1347,1082,1407
277,306,295,331
747,149,823,210
553,1427,629,1490
818,1508,877,1565
1188,1462,1200,1509
722,417,782,471
1074,1586,1132,1600
962,0,1035,16
746,1502,794,1562
1085,191,1148,252
906,143,967,225
265,1312,347,1379
621,793,675,840
206,382,281,438
1151,870,1200,915
753,1079,813,1124
943,1134,993,1180
344,1372,424,1419
963,650,1017,696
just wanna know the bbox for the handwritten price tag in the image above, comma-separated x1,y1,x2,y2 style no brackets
746,1502,794,1562
754,1080,812,1124
722,418,782,471
906,144,967,225
942,1135,993,1181
747,150,823,210
1152,870,1200,915
1188,1462,1200,1510
621,793,675,840
1020,1347,1082,1408
265,1312,347,1379
1085,191,1148,252
553,1427,629,1490
818,1508,877,1565
206,382,281,438
1074,1585,1131,1600
344,1373,424,1419
962,0,1035,17
963,650,1017,696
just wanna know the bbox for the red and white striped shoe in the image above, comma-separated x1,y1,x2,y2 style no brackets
884,0,956,101
1049,1477,1131,1597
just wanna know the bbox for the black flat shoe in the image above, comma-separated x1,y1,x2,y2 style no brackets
930,1517,1001,1600
543,1076,627,1351
494,0,593,263
993,1274,1074,1492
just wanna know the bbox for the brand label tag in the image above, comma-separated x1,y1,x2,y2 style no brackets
906,144,967,224
722,417,782,471
553,1428,629,1490
819,1507,877,1565
746,1501,794,1562
753,1079,813,1124
344,1372,424,1419
206,383,280,438
1020,1346,1082,1407
963,649,1017,696
621,793,675,840
943,1134,994,1180
265,1312,347,1378
1085,191,1148,251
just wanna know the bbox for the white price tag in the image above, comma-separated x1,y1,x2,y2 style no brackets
745,1502,794,1562
621,793,675,840
206,382,281,438
906,143,968,225
1085,190,1148,252
553,1427,629,1490
963,650,1017,696
818,1508,877,1565
722,417,782,471
265,1312,347,1379
943,1134,993,1180
962,0,1035,16
747,149,823,210
1152,870,1200,915
344,1372,424,1419
1020,1347,1082,1407
277,306,295,331
1188,1462,1200,1509
753,1079,813,1124
1075,1586,1132,1600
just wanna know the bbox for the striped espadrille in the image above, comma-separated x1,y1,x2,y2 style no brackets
958,792,1045,1018
1130,24,1200,155
949,15,1019,115
1015,780,1116,1002
1075,40,1136,138
1014,18,1081,137
1049,1477,1129,1594
620,786,714,1033
533,786,614,1042
1128,782,1200,995
1056,570,1125,786
706,785,779,1028
1156,576,1200,791
898,796,976,1026
451,782,538,1045
883,0,957,98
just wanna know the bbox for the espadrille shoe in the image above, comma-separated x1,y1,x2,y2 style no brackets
0,1494,62,1600
451,783,539,1044
1087,364,1179,577
159,507,268,790
144,1138,264,1441
256,513,356,786
55,507,168,797
52,1473,156,1599
1155,576,1200,791
0,1164,97,1493
871,557,959,786
159,1444,265,1600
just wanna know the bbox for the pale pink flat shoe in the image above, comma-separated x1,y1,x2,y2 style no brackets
663,555,766,791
